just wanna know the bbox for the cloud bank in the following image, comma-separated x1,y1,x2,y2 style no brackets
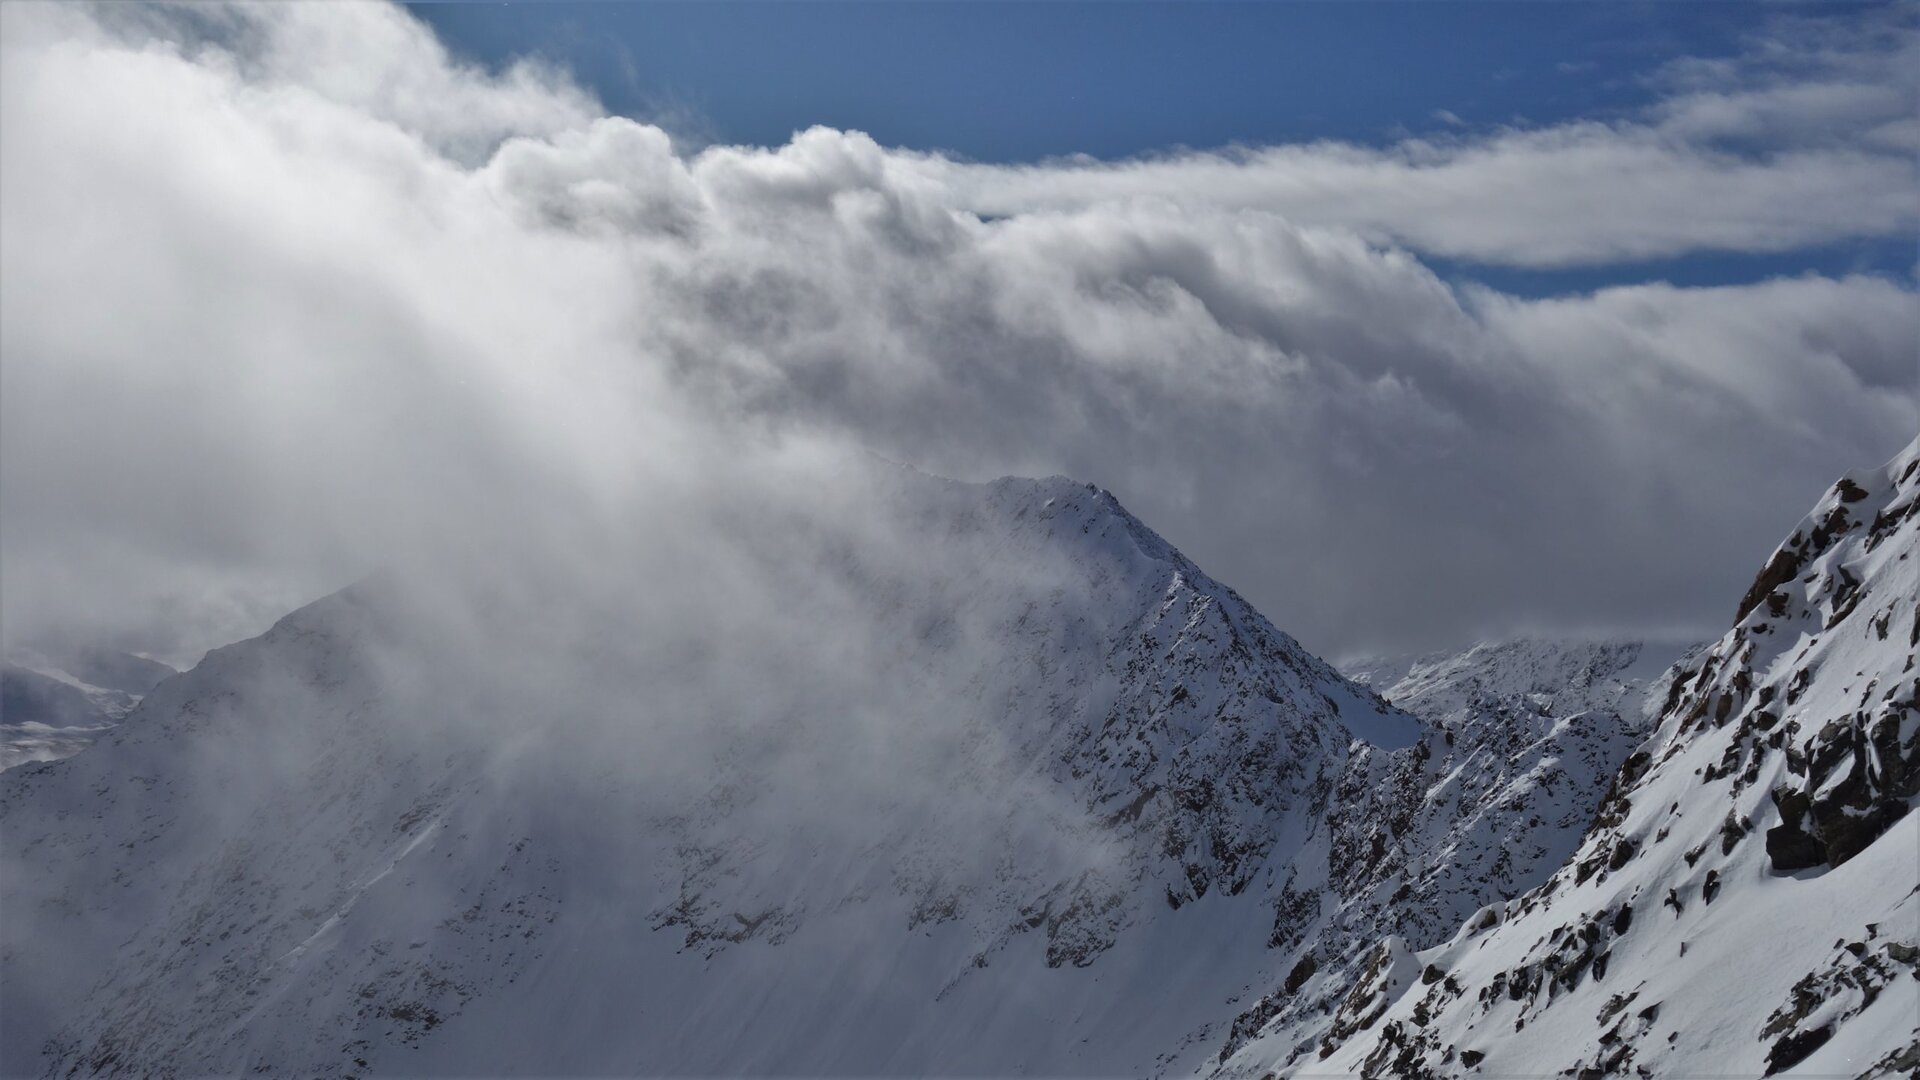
1,0,1914,663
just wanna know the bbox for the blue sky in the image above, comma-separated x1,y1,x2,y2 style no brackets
409,1,1912,293
410,2,1768,158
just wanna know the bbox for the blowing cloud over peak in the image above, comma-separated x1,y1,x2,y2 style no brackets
1,0,1914,663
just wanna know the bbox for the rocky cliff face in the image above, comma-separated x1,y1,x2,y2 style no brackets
1220,436,1920,1079
1210,637,1694,1069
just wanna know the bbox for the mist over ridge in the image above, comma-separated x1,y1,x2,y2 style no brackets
2,1,1914,666
3,4,1918,1074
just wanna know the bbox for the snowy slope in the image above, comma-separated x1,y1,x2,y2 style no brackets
1,647,175,770
1333,640,1702,952
1344,637,1696,729
1,471,1420,1077
1218,436,1920,1078
1207,638,1697,1068
13,440,1911,1079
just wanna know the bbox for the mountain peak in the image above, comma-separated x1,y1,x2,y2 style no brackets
1,465,1417,1077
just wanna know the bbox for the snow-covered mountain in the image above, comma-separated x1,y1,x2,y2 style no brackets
1343,638,1696,729
1207,638,1697,1067
0,646,175,770
1333,640,1703,956
1,472,1424,1077
5,438,1914,1079
1215,436,1920,1078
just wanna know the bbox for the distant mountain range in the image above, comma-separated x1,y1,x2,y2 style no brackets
1,645,175,771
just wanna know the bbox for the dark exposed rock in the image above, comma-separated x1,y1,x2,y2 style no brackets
1737,549,1804,625
1762,700,1920,871
1718,812,1751,855
1763,1023,1831,1075
1284,952,1319,995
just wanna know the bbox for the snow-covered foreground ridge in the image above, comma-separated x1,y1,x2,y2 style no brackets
1219,436,1920,1079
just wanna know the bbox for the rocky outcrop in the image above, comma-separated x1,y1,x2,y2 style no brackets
1209,638,1689,1070
1232,436,1920,1080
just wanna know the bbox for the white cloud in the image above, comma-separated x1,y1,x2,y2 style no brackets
0,1,1914,663
1645,13,1920,154
916,123,1914,267
905,12,1919,267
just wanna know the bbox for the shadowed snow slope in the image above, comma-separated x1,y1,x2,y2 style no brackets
1215,436,1920,1078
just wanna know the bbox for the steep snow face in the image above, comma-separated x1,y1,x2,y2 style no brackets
1,647,175,770
1346,638,1698,730
1208,638,1696,1068
0,471,1416,1077
1334,640,1695,949
1234,437,1920,1080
